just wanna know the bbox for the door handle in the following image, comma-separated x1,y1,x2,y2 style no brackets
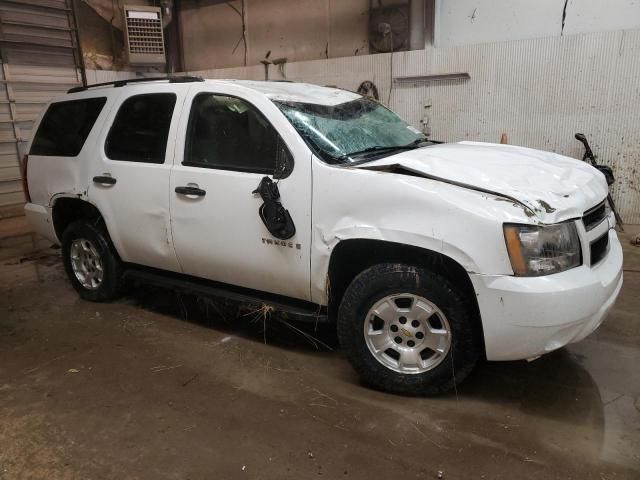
93,175,116,186
175,185,206,197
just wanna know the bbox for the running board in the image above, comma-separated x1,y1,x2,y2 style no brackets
122,265,328,323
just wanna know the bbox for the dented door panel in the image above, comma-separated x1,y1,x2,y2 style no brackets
87,84,189,273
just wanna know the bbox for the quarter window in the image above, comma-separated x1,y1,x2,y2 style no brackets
30,97,106,157
184,93,292,176
105,93,176,163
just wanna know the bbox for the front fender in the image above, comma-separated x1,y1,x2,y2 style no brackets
310,225,478,305
310,161,529,305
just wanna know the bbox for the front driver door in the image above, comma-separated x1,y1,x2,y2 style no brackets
170,86,312,301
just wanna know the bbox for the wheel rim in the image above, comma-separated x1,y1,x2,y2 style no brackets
363,293,452,374
70,238,104,290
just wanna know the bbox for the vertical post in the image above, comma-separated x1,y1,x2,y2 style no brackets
1,63,25,205
424,0,436,46
161,0,183,73
69,0,87,87
409,0,426,50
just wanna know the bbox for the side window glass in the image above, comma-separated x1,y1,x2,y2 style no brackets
30,97,106,157
185,93,292,176
105,93,176,163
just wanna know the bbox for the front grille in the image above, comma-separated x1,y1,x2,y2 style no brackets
590,232,609,265
583,200,607,231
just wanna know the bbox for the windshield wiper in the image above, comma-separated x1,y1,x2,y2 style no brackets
338,139,429,162
340,141,426,159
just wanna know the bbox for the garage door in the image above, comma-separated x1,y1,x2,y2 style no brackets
0,0,83,218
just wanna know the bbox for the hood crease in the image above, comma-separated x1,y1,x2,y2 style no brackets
355,141,608,223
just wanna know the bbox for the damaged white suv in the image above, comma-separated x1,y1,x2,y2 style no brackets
23,77,623,395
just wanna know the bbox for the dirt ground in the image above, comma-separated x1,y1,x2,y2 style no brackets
1,217,639,480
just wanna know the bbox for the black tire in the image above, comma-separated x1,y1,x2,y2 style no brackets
61,220,123,302
337,263,480,396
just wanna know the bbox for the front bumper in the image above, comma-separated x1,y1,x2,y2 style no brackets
470,228,623,361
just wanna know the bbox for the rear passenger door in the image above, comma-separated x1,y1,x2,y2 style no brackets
170,85,312,301
88,86,186,272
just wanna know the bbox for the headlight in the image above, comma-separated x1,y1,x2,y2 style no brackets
503,223,581,276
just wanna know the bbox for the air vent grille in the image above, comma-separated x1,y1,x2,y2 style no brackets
590,232,609,265
124,6,165,65
583,200,607,231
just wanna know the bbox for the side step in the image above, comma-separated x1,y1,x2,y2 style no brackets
122,265,328,323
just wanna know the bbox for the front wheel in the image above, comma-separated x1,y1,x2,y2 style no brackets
337,263,480,396
61,220,123,302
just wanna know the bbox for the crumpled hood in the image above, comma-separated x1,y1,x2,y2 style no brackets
358,141,608,223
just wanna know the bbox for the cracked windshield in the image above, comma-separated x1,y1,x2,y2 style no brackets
274,97,430,164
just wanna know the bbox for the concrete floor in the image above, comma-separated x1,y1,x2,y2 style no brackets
1,217,639,480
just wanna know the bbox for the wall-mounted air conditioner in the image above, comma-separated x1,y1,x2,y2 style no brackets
123,5,166,66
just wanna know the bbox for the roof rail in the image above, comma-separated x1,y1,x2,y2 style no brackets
67,75,204,94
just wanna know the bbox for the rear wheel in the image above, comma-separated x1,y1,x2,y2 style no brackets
61,220,122,302
337,263,480,396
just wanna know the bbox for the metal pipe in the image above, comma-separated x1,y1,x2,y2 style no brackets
409,0,426,50
69,0,87,86
160,0,174,28
160,0,183,73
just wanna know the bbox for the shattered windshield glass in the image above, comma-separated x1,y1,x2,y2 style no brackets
273,97,430,164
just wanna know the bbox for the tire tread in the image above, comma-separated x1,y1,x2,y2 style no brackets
337,263,480,396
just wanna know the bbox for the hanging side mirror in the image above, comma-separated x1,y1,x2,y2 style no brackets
273,137,293,180
252,176,296,240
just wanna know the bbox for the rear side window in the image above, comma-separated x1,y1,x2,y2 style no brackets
30,97,106,156
105,93,176,164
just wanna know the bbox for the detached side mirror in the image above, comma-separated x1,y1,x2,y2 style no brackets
273,137,293,180
252,176,296,240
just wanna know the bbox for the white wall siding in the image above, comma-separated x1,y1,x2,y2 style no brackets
435,0,640,47
428,30,640,224
190,29,640,224
0,0,83,217
85,69,138,84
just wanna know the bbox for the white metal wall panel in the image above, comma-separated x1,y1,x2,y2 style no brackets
190,29,640,223
427,30,640,224
0,0,83,217
0,61,30,216
85,69,137,84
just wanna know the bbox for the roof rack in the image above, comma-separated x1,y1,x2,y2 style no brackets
67,75,204,94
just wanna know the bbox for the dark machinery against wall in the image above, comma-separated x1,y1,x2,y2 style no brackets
369,1,410,53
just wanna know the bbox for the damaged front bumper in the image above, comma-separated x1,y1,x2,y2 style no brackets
470,229,623,361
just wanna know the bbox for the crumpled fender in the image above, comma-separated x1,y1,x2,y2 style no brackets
310,222,478,304
309,159,533,305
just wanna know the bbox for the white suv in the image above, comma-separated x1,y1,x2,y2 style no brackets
22,77,623,395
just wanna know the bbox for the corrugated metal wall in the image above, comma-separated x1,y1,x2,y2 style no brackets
189,29,640,224
0,24,637,223
0,0,83,217
84,68,137,84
